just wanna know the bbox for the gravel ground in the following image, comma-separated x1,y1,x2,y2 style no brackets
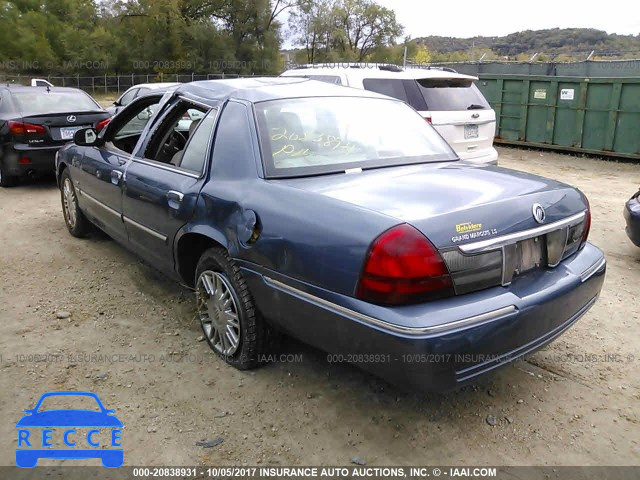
0,147,638,467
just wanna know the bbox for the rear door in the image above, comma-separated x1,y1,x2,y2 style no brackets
415,78,496,159
121,99,217,274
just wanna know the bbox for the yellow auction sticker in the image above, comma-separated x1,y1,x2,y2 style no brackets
455,222,483,234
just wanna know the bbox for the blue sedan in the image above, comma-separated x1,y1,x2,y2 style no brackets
55,78,606,391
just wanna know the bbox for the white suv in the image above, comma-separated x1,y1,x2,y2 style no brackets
281,64,498,165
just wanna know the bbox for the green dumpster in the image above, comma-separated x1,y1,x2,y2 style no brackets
477,75,640,160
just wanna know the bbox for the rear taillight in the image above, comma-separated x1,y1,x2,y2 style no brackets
581,196,591,246
424,117,432,124
8,121,45,136
356,224,454,305
96,118,111,132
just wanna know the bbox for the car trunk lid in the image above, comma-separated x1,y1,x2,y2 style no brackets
15,112,108,145
276,163,589,294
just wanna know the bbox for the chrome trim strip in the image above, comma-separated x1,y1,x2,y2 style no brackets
264,276,517,335
123,216,167,242
459,212,586,253
581,256,606,282
436,119,496,126
78,189,121,218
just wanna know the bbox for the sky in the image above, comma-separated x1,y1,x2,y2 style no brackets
374,0,640,38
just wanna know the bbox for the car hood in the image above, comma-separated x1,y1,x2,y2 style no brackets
274,162,587,249
16,410,123,427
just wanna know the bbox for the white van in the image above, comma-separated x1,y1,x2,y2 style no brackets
281,64,498,165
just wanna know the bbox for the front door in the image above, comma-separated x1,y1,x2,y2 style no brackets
75,95,164,242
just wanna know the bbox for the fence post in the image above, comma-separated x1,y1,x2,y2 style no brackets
117,75,120,93
104,74,107,94
191,72,194,82
92,75,95,94
77,74,80,88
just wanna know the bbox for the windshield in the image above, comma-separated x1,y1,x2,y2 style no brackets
256,97,457,178
416,79,490,111
12,90,101,115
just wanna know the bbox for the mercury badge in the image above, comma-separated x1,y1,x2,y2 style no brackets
532,203,546,224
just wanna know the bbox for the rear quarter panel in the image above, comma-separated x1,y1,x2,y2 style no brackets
189,178,400,296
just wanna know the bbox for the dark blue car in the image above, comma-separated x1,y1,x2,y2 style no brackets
15,391,123,468
55,78,606,391
624,188,640,247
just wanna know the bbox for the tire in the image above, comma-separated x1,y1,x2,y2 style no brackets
0,159,17,187
60,168,91,237
195,247,266,370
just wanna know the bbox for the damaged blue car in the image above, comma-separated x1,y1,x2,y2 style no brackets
55,78,606,391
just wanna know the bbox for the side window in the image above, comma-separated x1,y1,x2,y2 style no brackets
119,88,138,106
135,87,149,99
363,79,409,103
176,109,218,173
211,102,254,175
143,101,209,166
106,97,162,154
362,78,428,111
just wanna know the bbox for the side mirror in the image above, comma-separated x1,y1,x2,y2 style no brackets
74,128,101,147
113,100,120,107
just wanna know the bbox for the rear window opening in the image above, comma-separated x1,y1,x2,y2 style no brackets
416,79,490,112
362,77,490,112
12,91,102,115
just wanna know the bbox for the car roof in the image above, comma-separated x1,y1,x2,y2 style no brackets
130,82,181,90
282,64,478,81
173,77,390,106
0,84,88,93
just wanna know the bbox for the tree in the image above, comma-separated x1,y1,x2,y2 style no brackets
413,45,431,65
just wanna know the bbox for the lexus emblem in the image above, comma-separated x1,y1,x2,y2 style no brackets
67,115,76,123
532,203,546,224
471,113,480,119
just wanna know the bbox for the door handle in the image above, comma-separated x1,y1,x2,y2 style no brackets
111,170,123,185
167,190,184,209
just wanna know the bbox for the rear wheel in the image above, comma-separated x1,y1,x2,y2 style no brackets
0,160,17,187
195,247,266,370
60,169,91,237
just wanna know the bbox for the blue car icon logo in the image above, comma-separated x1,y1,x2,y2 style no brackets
16,391,123,468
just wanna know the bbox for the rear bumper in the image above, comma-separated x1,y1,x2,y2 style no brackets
243,242,606,392
2,143,62,176
623,194,640,247
457,146,499,165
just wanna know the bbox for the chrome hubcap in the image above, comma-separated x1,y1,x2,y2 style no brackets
62,178,77,228
197,271,241,356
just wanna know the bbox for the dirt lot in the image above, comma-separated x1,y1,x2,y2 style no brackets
0,147,638,467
